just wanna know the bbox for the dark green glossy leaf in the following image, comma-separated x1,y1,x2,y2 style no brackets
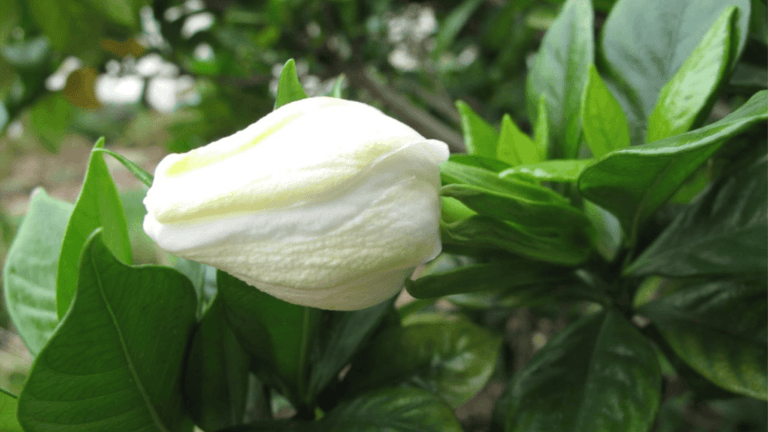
316,388,463,432
646,8,738,141
729,62,768,90
497,114,541,166
17,231,197,432
526,0,593,159
441,183,592,237
342,319,501,408
447,280,607,310
56,138,133,319
183,296,250,432
3,189,71,356
581,65,630,158
500,159,594,183
503,310,661,432
578,91,768,244
274,59,307,110
601,0,750,142
93,148,154,187
456,100,499,159
306,300,393,399
406,259,573,298
217,270,311,406
583,201,622,262
0,389,21,431
29,94,72,153
626,156,767,277
441,215,592,266
639,277,767,400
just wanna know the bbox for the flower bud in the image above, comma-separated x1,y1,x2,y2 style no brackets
143,97,449,310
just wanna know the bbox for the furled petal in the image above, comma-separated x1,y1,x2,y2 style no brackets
143,97,449,310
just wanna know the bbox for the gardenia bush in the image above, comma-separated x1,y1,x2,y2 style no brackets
1,0,766,430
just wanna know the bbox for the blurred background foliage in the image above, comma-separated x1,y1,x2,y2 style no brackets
0,0,765,430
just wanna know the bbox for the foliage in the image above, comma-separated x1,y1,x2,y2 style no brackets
1,0,767,430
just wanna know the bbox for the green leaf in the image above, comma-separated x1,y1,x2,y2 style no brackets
500,159,594,183
17,231,197,432
274,59,307,110
441,161,569,204
217,271,311,406
533,95,549,158
183,296,250,432
330,74,345,98
503,310,661,432
578,91,768,244
405,259,575,299
526,0,593,159
601,0,751,142
581,65,630,158
432,0,483,58
455,100,499,158
0,389,21,431
56,138,133,319
441,215,592,266
3,189,72,356
729,62,768,90
447,280,607,310
639,277,767,400
306,300,393,399
29,94,73,153
441,183,592,236
448,154,511,173
24,0,104,56
496,114,541,166
583,201,622,262
646,8,738,142
626,156,767,277
93,148,154,187
341,319,501,408
316,388,463,432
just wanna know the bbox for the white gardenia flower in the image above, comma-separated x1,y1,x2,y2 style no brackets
143,97,449,310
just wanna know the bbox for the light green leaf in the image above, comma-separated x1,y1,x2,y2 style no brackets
497,114,540,166
503,310,661,432
526,0,593,159
330,74,345,98
581,65,630,158
341,319,501,408
93,148,154,187
17,231,197,432
578,91,768,244
583,201,622,262
646,8,738,142
639,277,767,400
56,138,133,319
500,159,594,183
601,0,751,142
455,100,499,158
533,95,549,158
0,389,21,431
626,156,766,277
3,189,72,356
274,59,308,110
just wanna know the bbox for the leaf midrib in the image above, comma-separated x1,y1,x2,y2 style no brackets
90,252,170,432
